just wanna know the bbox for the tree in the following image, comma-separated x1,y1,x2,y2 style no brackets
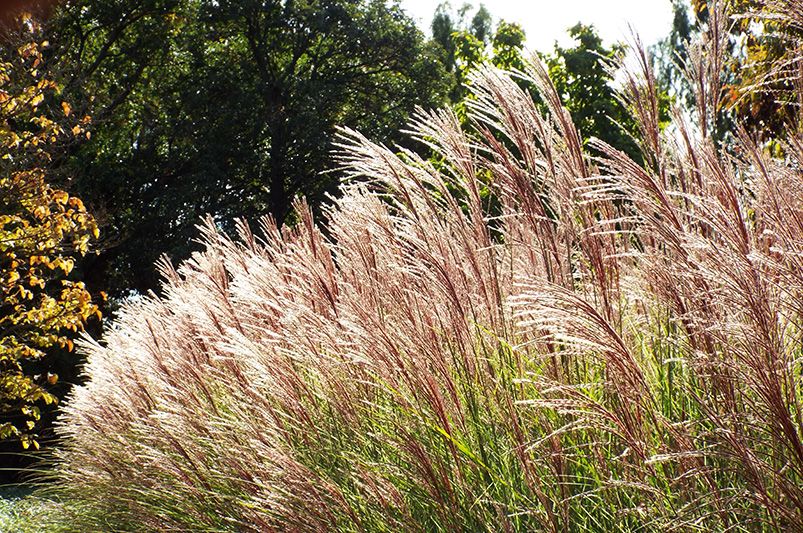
469,4,492,44
435,13,650,162
0,17,98,449
654,0,695,100
42,0,450,298
434,6,526,102
432,3,458,72
548,24,642,160
431,2,494,100
655,0,801,143
491,20,526,72
722,0,803,139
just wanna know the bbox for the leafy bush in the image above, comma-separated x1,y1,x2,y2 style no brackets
0,20,98,449
45,2,803,531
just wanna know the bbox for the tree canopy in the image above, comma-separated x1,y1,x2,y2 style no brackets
548,24,642,161
46,0,450,297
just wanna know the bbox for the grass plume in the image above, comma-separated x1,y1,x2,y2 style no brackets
40,2,803,530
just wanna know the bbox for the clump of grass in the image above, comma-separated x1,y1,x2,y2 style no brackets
0,486,66,533
42,1,803,531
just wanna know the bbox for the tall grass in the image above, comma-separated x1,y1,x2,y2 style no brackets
42,1,803,530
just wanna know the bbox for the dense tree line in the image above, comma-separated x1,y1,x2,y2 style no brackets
46,0,452,298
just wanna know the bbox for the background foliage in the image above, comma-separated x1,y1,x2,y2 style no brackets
47,0,450,297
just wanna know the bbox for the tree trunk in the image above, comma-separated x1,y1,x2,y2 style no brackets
267,116,291,226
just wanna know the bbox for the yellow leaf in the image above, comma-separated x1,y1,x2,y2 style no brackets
61,101,70,116
68,197,85,210
52,190,69,205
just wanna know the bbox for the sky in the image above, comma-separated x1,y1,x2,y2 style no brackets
398,0,675,52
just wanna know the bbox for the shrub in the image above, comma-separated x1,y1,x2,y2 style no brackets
0,19,98,450
44,1,803,530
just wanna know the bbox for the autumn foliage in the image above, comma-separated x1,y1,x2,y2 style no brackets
0,21,97,448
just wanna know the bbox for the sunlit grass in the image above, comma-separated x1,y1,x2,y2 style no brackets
31,2,803,531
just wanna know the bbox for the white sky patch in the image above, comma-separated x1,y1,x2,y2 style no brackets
399,0,675,52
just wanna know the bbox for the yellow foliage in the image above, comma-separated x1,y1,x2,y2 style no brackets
0,27,99,447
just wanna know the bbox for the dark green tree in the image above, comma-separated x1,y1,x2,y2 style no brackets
431,3,525,103
491,20,526,72
654,0,695,99
431,2,491,91
43,0,449,297
548,24,641,161
469,5,492,44
432,3,457,72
